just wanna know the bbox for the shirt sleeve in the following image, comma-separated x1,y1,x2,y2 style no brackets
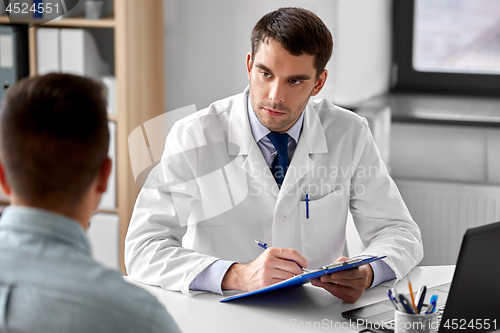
189,260,235,294
354,255,396,289
369,259,396,289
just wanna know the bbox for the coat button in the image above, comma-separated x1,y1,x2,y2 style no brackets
276,213,285,222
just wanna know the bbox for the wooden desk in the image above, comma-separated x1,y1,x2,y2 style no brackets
125,266,454,333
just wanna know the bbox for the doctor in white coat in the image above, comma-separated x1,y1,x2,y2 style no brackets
125,7,423,303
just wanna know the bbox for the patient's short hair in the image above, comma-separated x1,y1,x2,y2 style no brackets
0,73,109,204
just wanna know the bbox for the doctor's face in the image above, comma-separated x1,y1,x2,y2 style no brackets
246,38,327,133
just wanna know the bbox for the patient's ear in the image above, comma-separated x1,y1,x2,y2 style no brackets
96,157,112,194
0,159,12,197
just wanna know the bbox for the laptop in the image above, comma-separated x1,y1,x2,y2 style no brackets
342,220,500,332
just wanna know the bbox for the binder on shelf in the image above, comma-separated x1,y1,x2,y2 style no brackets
101,76,116,115
98,121,116,210
0,25,29,101
0,1,6,15
60,28,110,79
37,28,111,81
87,213,119,270
37,27,112,82
36,28,60,75
33,0,43,18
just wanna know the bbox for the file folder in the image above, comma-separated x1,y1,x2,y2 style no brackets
0,25,29,101
36,28,61,75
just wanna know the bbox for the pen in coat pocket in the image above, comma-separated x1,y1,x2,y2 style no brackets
305,187,310,219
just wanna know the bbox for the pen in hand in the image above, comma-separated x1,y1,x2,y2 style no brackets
255,239,311,273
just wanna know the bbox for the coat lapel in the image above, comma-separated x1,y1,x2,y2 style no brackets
228,86,279,198
279,102,329,198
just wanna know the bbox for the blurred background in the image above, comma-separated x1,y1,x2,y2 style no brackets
163,0,392,111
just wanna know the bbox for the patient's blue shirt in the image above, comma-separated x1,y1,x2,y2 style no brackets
0,206,180,333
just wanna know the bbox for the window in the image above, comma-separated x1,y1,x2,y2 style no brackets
392,0,500,96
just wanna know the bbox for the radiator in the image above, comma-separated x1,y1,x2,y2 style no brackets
394,178,500,266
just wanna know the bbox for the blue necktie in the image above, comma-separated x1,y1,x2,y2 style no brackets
267,132,289,187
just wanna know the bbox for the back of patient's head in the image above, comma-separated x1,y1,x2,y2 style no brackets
0,73,109,205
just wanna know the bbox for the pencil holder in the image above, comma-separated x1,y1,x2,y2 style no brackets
394,309,438,333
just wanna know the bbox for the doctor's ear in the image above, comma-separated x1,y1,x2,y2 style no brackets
311,69,328,97
246,52,253,79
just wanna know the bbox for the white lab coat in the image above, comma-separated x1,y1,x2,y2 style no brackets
125,86,423,296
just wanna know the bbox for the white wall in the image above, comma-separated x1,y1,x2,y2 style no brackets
164,0,392,111
329,0,393,107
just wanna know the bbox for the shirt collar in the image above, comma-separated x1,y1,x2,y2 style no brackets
0,206,91,256
247,94,304,143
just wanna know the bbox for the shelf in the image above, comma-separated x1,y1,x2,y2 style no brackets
38,16,115,28
0,15,30,24
96,208,119,214
108,114,118,122
0,15,115,28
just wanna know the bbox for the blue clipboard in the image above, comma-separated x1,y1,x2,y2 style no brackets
220,256,386,302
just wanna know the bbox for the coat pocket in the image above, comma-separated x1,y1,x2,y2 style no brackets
299,189,347,261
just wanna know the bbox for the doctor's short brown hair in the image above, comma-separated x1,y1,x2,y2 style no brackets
0,73,109,204
251,7,333,78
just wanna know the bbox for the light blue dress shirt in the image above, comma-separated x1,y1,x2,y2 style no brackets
0,206,180,333
190,96,395,294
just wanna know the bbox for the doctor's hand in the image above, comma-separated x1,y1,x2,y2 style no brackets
310,256,373,303
221,247,308,292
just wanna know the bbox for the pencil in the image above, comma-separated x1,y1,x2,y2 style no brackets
408,279,419,314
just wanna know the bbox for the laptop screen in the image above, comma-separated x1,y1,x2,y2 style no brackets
342,220,500,332
439,220,500,332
